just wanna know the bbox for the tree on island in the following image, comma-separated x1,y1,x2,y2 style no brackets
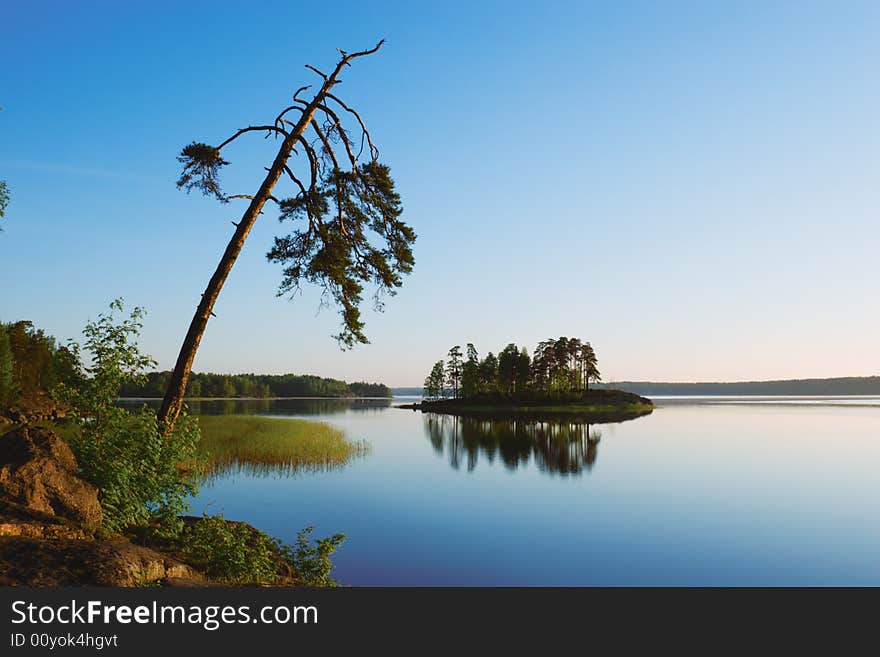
460,344,480,398
158,41,416,434
478,352,499,394
425,336,601,399
423,361,446,401
446,346,463,398
580,341,601,390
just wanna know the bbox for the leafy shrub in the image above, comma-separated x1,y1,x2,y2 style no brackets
182,515,346,586
281,526,346,587
181,514,279,585
55,299,201,533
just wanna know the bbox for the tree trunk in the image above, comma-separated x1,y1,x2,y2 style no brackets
157,98,325,435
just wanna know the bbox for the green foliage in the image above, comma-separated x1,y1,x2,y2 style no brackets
497,344,521,395
0,179,9,223
515,348,532,394
423,360,446,401
478,352,499,394
445,345,463,398
176,142,229,202
281,526,346,588
182,515,345,587
267,161,416,349
347,381,392,397
0,324,14,408
427,336,602,399
0,320,80,409
182,514,279,585
55,299,201,532
460,344,480,398
118,371,390,398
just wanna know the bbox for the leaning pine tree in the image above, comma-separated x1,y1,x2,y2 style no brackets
158,41,416,434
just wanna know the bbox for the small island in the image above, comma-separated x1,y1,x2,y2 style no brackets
400,337,654,421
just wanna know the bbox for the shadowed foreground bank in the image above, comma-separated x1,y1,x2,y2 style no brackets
0,423,346,586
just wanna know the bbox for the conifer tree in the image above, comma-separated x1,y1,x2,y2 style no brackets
158,42,415,433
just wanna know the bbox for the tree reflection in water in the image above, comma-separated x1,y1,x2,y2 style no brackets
424,415,609,476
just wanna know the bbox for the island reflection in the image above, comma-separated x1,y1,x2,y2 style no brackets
424,415,643,476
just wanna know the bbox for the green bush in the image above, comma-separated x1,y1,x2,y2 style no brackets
55,299,201,533
182,515,346,586
182,514,279,585
282,525,346,587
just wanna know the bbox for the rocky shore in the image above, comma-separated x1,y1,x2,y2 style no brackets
0,425,204,586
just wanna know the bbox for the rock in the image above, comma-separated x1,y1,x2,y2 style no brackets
4,410,27,424
0,537,201,587
0,427,212,587
87,540,201,586
0,426,102,531
0,499,91,539
0,520,90,540
163,576,213,587
4,391,67,425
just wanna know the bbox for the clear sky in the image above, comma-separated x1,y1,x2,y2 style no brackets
1,1,878,386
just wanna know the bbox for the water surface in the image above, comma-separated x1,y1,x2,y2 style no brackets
185,397,880,585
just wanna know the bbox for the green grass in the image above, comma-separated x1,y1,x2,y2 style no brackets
197,415,367,478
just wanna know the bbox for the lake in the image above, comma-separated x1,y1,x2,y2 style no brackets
183,396,880,585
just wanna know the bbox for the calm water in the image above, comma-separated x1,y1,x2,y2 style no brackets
184,397,880,585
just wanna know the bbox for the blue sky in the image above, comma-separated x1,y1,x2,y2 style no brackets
1,1,878,385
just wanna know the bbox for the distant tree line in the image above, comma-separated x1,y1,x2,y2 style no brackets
119,371,390,399
0,321,80,410
0,318,390,409
423,337,601,401
598,377,880,396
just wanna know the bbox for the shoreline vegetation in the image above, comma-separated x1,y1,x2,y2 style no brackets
197,415,368,478
119,371,391,399
119,395,393,401
400,389,654,422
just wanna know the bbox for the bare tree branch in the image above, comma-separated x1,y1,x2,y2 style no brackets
228,194,280,205
340,39,385,63
217,125,288,150
316,104,361,166
304,64,328,80
325,92,379,159
297,136,320,192
274,104,305,130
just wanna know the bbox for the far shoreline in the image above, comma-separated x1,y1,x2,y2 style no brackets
117,395,394,402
